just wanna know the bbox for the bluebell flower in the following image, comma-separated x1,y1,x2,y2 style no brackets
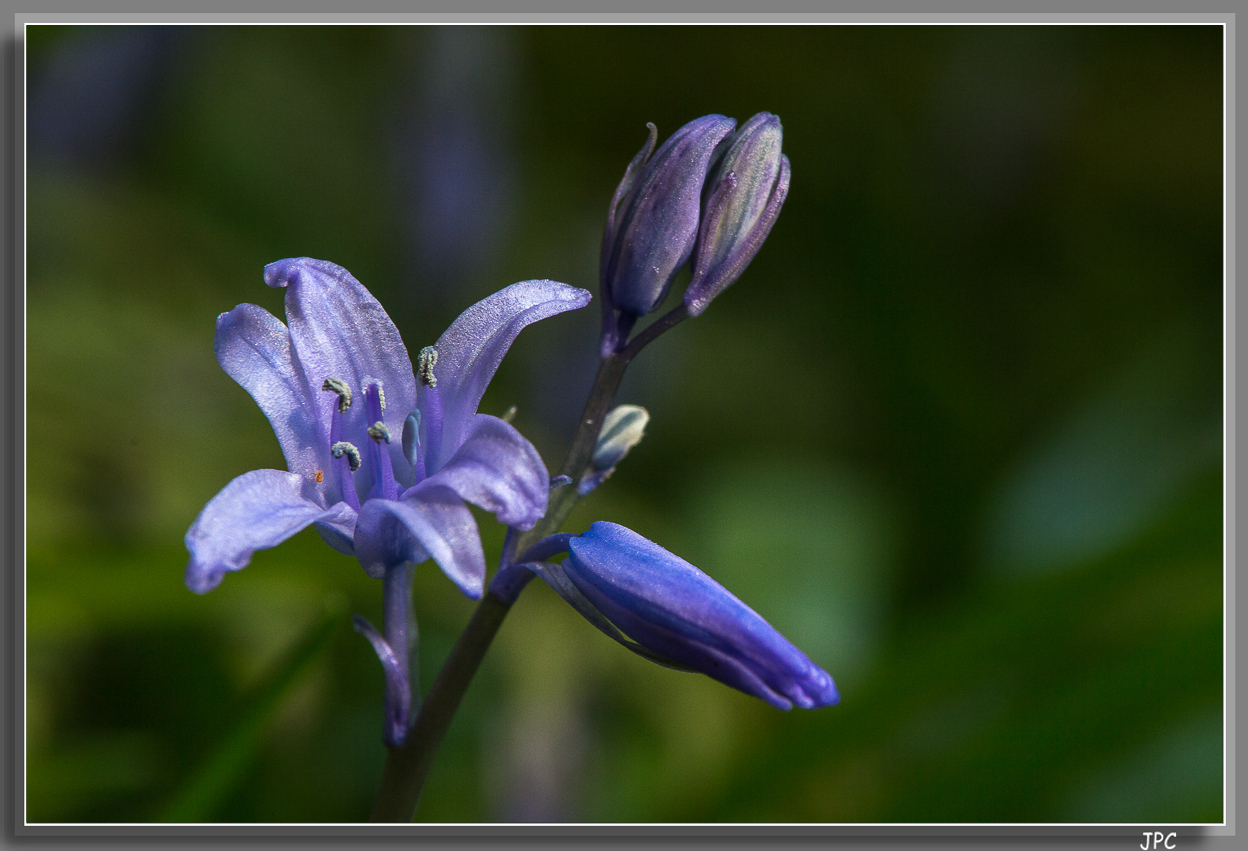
186,256,589,593
526,522,838,710
185,258,589,743
684,112,791,317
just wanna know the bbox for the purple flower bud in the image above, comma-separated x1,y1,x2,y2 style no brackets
683,112,790,317
601,115,737,319
556,522,838,710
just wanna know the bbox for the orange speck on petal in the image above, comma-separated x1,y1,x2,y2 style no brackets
315,470,324,483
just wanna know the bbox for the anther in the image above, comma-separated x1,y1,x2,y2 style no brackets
502,405,517,423
417,346,438,388
331,441,362,472
367,421,392,444
322,377,353,412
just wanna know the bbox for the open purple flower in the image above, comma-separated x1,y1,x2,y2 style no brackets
185,257,590,743
187,257,589,593
519,522,838,711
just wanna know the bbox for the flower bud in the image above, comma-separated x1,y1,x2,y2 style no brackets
601,115,737,319
551,522,838,710
683,112,790,317
578,405,650,496
591,404,649,472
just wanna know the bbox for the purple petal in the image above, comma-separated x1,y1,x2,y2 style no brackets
419,279,591,473
598,124,657,352
685,113,789,317
416,415,549,530
353,489,485,598
601,121,658,280
214,303,329,484
698,114,784,271
527,559,697,672
685,154,790,317
314,513,360,556
185,469,357,594
264,258,420,488
565,522,838,709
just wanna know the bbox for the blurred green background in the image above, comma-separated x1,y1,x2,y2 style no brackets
24,24,1223,823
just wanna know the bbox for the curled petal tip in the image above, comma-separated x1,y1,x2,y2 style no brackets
184,558,222,595
262,256,348,289
263,257,310,289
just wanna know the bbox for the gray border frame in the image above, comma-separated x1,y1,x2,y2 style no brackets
8,8,1237,850
7,10,23,851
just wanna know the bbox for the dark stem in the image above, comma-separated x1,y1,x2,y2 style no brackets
620,304,688,361
530,303,688,544
367,302,687,821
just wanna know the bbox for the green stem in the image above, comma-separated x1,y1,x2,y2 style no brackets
368,304,688,822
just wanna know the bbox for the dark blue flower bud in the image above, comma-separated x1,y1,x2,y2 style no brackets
683,112,790,317
546,521,838,710
601,115,737,320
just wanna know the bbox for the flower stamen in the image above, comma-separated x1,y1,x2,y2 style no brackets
331,441,362,472
363,381,399,502
417,346,438,387
368,421,392,444
322,377,353,412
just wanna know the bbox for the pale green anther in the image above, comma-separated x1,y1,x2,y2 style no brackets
592,405,649,471
502,405,517,423
402,410,421,467
331,441,362,472
322,377,353,412
367,421,392,444
417,346,438,388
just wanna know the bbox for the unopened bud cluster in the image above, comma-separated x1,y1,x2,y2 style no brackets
599,112,791,354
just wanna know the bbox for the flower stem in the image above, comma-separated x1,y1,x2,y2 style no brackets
533,303,687,540
367,305,686,821
368,591,510,822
